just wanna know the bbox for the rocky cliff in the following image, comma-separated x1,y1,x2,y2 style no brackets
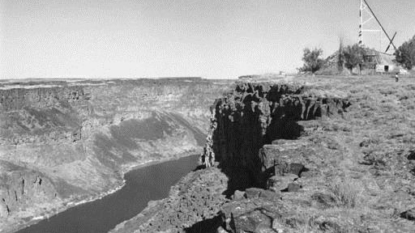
201,82,349,188
111,77,415,233
0,78,231,232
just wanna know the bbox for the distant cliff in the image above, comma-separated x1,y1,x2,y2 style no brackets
0,79,231,232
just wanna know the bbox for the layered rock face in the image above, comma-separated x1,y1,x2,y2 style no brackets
0,78,231,232
209,80,415,232
202,82,349,187
110,81,351,233
200,82,352,233
112,77,415,233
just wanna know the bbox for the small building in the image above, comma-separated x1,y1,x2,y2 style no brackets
318,48,403,75
373,52,395,73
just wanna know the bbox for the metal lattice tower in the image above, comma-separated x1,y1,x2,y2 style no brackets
359,0,382,50
359,0,397,53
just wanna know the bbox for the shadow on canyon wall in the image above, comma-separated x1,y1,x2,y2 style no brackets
185,82,352,233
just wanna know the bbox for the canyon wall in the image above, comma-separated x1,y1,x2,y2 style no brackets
110,81,354,233
112,77,415,233
202,82,349,187
0,78,231,232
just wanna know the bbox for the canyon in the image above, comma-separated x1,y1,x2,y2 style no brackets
0,78,231,233
111,76,415,233
2,75,415,233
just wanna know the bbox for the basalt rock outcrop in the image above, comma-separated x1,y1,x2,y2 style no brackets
201,82,349,186
112,77,415,233
208,80,415,232
110,81,353,233
198,82,354,232
0,78,231,232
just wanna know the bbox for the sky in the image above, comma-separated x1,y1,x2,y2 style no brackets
0,0,414,79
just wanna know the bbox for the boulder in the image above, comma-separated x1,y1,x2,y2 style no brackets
288,163,305,177
221,198,287,233
267,174,298,192
245,188,281,202
286,183,301,192
400,208,415,221
232,190,245,200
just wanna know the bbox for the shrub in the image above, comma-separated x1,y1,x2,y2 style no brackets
343,44,367,72
329,180,360,208
299,48,325,74
395,35,415,70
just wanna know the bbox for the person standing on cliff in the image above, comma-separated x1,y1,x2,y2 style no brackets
395,72,399,82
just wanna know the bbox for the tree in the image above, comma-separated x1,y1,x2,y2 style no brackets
395,35,415,70
343,44,367,72
299,48,325,73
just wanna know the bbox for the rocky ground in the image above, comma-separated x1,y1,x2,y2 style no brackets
110,75,415,233
0,78,231,233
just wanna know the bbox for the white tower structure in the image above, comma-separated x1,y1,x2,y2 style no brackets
359,0,397,54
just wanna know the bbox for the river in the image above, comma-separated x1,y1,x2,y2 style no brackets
16,155,199,233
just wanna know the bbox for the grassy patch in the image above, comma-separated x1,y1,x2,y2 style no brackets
328,179,361,208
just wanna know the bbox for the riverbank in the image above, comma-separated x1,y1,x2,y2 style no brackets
0,78,230,232
2,149,202,233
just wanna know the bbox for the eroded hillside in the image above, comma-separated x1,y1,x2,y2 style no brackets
111,76,415,233
0,78,231,233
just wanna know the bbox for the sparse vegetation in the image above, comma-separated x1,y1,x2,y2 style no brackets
329,179,360,208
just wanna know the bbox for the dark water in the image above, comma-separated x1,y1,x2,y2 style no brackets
17,155,199,233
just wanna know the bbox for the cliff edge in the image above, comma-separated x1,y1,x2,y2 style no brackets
111,76,415,233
